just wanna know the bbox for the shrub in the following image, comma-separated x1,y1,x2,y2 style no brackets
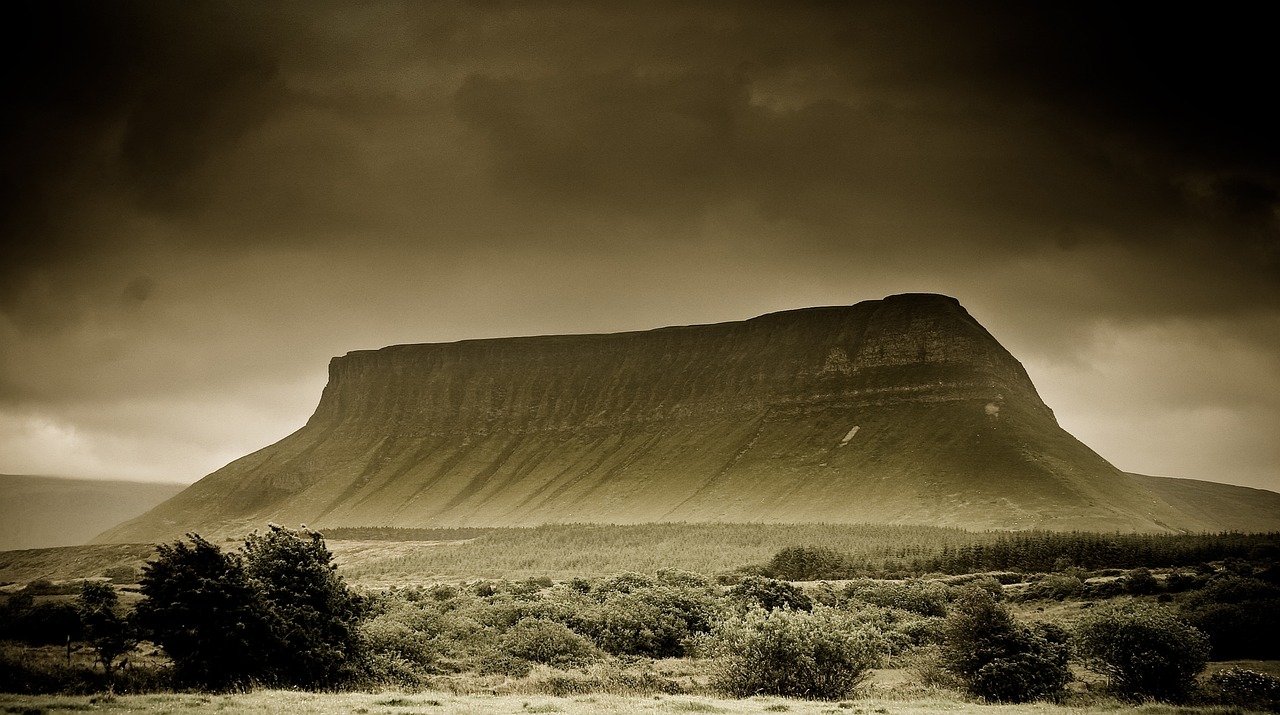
1019,573,1085,601
134,534,269,689
77,581,135,685
730,576,812,612
361,606,438,668
837,602,940,656
0,647,170,695
135,527,367,690
242,525,367,688
587,589,700,657
706,606,881,700
0,594,82,645
1180,576,1280,659
1121,567,1160,595
501,618,597,667
572,578,719,658
1163,571,1203,593
843,579,949,617
596,572,655,594
1202,668,1280,711
904,644,965,690
939,587,1070,702
1074,603,1209,702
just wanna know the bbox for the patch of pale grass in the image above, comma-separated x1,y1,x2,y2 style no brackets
0,691,1268,715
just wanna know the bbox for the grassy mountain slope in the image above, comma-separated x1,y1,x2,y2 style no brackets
1129,473,1280,533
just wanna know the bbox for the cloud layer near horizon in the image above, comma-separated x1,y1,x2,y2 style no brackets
2,1,1277,489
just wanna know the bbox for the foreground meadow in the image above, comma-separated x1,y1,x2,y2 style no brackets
0,690,1271,715
3,526,1278,712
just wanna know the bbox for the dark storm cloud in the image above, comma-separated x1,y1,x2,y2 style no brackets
455,70,746,217
1,1,286,324
7,1,1275,304
442,1,1278,285
2,1,1278,487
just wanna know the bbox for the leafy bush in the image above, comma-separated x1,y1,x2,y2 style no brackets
939,587,1070,702
596,572,656,594
135,527,367,690
0,647,170,695
705,606,881,700
1163,571,1204,593
23,580,84,596
903,644,965,690
1121,567,1160,595
1017,573,1085,601
134,534,269,689
730,576,812,612
521,662,684,696
587,588,705,657
0,593,82,645
361,605,439,669
1202,668,1280,711
361,592,490,678
834,602,942,656
559,577,720,658
1179,576,1280,659
501,617,597,667
77,581,134,684
843,579,949,617
1074,603,1209,702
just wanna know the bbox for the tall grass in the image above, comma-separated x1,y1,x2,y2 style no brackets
329,523,994,581
327,523,1279,583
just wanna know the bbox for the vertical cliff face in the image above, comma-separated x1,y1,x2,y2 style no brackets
97,294,1219,543
311,294,1047,435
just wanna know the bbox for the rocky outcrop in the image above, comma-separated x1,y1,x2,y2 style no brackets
96,294,1262,543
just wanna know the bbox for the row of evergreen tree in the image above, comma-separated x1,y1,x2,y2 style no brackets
767,531,1279,579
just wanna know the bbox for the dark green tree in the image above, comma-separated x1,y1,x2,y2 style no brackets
730,576,813,612
77,581,135,687
242,525,366,688
135,528,367,690
940,587,1070,702
134,534,270,689
1074,604,1209,702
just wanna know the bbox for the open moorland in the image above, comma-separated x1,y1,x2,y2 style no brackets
2,688,1277,715
3,524,1279,714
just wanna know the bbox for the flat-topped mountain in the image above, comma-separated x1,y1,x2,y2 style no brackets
96,294,1279,543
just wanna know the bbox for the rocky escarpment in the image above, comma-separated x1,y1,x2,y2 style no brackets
97,294,1246,543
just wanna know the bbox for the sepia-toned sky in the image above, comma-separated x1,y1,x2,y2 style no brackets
2,1,1277,492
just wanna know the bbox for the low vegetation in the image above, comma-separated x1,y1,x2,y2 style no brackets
1074,604,1210,702
2,524,1277,714
939,587,1070,703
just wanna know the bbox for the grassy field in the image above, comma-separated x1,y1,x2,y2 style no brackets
0,689,1270,715
329,523,996,585
1,523,989,586
4,524,1274,588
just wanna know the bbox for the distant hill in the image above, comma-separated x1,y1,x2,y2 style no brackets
1129,473,1280,534
96,294,1280,543
0,475,186,550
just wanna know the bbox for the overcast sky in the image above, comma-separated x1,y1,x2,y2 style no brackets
2,1,1277,493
